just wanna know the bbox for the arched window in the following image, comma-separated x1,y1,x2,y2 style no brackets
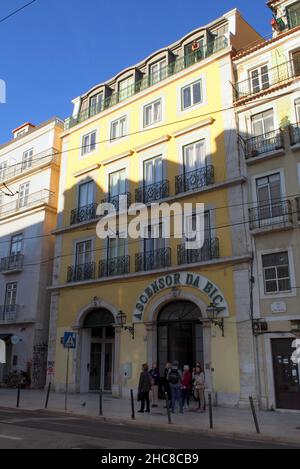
83,308,115,328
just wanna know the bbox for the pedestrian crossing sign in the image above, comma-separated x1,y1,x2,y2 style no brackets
63,332,77,349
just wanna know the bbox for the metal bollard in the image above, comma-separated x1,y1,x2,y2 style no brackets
208,393,213,429
165,392,172,424
99,388,103,416
130,389,135,420
249,396,260,434
45,382,51,409
16,385,21,408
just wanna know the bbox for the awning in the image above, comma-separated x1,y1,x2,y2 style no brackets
0,334,12,341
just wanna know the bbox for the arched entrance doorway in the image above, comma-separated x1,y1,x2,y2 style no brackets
157,300,203,373
82,308,115,391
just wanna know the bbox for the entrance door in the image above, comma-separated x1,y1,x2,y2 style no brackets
272,338,300,410
88,326,114,392
157,301,203,373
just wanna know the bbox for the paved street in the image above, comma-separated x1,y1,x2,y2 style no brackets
0,407,297,449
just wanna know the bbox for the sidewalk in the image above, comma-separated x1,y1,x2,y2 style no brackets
0,388,300,446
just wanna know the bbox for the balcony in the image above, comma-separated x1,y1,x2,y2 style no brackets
175,165,214,195
0,254,24,273
70,202,98,225
249,200,292,231
296,197,300,221
135,247,171,272
289,123,300,146
177,238,219,265
234,59,300,102
0,148,59,183
0,304,19,322
0,189,55,219
98,255,130,277
135,180,169,204
65,36,228,129
101,192,131,212
245,129,284,160
67,262,95,282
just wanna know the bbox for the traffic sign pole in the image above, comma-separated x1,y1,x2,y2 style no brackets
65,347,70,411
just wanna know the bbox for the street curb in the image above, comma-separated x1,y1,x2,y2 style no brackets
36,407,300,447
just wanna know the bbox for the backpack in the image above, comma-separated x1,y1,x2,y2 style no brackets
168,368,180,385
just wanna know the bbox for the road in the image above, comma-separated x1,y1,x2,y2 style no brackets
0,407,296,449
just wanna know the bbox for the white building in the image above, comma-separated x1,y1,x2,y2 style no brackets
0,118,63,388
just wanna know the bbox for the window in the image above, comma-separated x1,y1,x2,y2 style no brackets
78,180,94,208
22,148,33,171
4,282,17,308
107,236,125,260
144,222,165,253
181,79,202,110
292,49,300,76
295,98,300,122
81,131,96,156
143,99,162,127
149,59,167,85
262,251,291,293
118,76,134,101
110,116,127,141
109,169,126,197
10,234,23,258
143,156,162,185
250,65,269,94
18,182,30,208
0,161,7,181
256,173,283,220
287,2,300,29
75,240,92,267
89,93,103,116
251,109,274,136
184,38,204,66
16,129,26,138
185,211,211,243
183,139,206,173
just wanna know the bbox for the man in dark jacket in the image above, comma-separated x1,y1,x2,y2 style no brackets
138,363,152,413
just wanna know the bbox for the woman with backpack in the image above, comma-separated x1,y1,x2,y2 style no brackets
193,364,205,412
167,360,183,413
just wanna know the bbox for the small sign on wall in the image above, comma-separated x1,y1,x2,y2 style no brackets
271,302,286,314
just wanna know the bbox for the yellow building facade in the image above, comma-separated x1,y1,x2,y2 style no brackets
48,9,262,406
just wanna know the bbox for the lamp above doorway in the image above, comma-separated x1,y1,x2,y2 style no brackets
206,302,225,337
116,310,135,339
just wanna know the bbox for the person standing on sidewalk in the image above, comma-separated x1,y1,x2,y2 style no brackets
138,363,152,413
193,365,205,412
163,362,172,407
149,363,160,408
181,365,192,410
167,360,183,414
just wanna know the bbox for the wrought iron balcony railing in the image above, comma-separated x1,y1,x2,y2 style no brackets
135,247,171,272
175,165,214,194
0,254,24,273
98,255,130,277
101,192,131,212
234,58,300,101
296,197,300,221
135,180,169,204
249,199,292,230
0,189,55,219
67,262,95,282
65,36,228,129
70,202,98,225
0,148,59,183
289,122,300,146
245,129,284,159
177,238,219,265
0,304,19,322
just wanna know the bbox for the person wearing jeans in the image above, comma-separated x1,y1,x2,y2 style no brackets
167,360,183,413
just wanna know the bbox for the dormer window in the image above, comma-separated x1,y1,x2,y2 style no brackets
149,59,167,85
118,76,134,101
184,37,204,65
89,93,103,117
16,129,27,138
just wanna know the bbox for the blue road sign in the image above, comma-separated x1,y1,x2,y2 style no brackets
63,332,77,349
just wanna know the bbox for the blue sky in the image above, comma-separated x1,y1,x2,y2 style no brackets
0,0,271,143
